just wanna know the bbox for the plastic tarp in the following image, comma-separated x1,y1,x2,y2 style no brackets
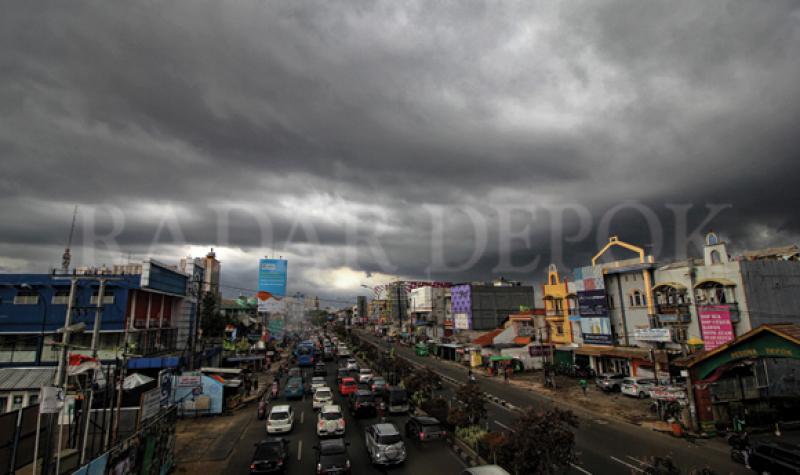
123,373,154,390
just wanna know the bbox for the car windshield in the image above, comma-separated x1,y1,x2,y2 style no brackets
316,390,332,398
422,424,443,433
269,411,289,420
344,380,355,386
389,390,407,402
313,377,325,384
322,411,342,420
378,433,402,445
255,443,282,459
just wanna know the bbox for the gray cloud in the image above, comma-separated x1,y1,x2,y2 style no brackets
1,0,799,299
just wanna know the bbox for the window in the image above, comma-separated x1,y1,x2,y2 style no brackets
11,395,24,411
710,250,722,264
608,295,615,309
630,290,643,307
28,394,38,406
0,397,6,413
14,291,39,305
52,289,71,305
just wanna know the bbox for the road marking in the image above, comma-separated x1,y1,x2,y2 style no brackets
570,462,593,475
626,455,653,468
297,440,303,461
493,420,514,432
610,456,645,473
300,411,304,424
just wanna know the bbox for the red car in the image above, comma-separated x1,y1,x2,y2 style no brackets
339,377,357,396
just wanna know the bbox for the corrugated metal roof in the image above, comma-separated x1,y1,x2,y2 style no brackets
0,367,56,391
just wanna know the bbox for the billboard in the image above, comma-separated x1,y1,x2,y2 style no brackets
698,305,735,350
451,285,472,329
258,259,288,297
578,289,607,316
580,317,613,345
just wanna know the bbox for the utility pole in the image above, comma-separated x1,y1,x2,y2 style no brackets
80,278,106,464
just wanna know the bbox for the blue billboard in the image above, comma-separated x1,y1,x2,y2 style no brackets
258,259,288,296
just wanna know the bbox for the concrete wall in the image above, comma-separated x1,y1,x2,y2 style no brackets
604,272,651,346
740,260,800,327
468,285,534,330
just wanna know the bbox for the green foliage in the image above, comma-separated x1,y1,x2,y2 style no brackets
200,291,225,338
455,425,486,449
506,407,579,475
453,381,486,425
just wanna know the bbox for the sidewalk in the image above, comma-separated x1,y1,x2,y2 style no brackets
174,356,284,473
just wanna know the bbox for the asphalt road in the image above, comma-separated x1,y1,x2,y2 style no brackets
226,357,465,475
354,330,749,475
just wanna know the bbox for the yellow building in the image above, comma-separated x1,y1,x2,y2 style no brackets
542,264,575,344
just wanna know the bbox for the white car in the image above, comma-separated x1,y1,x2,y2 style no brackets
338,346,350,357
358,368,373,383
313,387,334,410
317,404,346,437
311,376,327,392
267,405,294,434
345,359,359,371
620,377,658,398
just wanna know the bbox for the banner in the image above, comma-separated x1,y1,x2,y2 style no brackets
258,259,288,297
699,305,735,350
580,317,613,345
139,388,161,424
39,386,65,414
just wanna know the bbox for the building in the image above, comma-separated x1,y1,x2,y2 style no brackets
408,286,448,338
202,248,221,297
450,281,535,331
0,259,216,373
178,256,205,355
541,264,577,345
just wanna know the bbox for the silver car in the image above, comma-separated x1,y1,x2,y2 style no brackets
365,423,406,465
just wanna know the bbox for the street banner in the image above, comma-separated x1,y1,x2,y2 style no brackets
39,386,65,414
698,305,735,350
159,369,172,406
258,259,288,297
139,388,161,424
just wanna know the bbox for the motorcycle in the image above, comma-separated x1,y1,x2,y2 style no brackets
270,382,279,400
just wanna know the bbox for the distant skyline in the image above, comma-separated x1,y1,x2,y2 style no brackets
2,1,799,300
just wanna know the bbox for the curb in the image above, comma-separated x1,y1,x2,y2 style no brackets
448,437,486,468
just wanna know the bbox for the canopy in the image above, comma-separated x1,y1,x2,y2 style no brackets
489,355,514,362
123,373,154,390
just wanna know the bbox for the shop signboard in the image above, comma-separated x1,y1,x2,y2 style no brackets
176,374,201,388
139,388,161,423
633,328,672,342
698,305,734,350
454,312,470,330
580,317,613,345
577,289,608,316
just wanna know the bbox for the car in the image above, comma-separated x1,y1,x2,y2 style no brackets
322,348,334,362
620,377,659,398
345,359,359,371
311,376,327,392
383,386,409,414
336,368,350,385
313,387,334,410
266,405,294,434
348,390,376,418
748,440,800,474
339,377,357,396
595,373,626,392
370,377,387,393
337,346,350,358
365,422,406,466
314,438,352,474
356,381,371,392
358,368,373,383
284,377,304,399
288,367,303,381
405,416,447,442
317,405,346,437
459,465,512,475
313,363,328,377
249,437,289,474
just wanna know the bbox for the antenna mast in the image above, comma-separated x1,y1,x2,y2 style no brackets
62,205,78,272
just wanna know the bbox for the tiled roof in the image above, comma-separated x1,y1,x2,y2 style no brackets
472,329,504,346
0,367,56,391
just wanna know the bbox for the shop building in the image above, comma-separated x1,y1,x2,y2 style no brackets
450,281,535,331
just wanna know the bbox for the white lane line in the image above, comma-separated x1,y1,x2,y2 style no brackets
570,462,593,475
626,455,653,468
297,440,303,461
610,456,645,473
300,411,304,424
493,420,514,432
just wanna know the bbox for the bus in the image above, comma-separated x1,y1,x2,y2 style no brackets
295,340,316,367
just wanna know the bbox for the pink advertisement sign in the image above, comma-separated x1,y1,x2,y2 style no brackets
698,305,735,350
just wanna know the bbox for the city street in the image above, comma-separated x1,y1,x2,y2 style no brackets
226,357,465,475
353,330,750,475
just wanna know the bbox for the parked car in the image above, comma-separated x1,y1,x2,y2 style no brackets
365,422,406,466
345,359,359,371
404,416,447,442
620,377,658,398
383,387,409,414
314,438,352,474
348,390,377,418
313,387,334,410
311,376,327,392
339,377,357,396
284,378,304,400
313,363,328,377
249,437,288,474
358,368,373,383
266,405,294,434
370,376,387,393
595,373,626,392
317,405,346,438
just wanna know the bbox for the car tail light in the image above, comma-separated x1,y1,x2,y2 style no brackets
442,430,447,437
419,431,425,440
250,463,257,469
317,463,323,474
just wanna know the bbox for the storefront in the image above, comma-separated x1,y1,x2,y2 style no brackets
574,345,668,377
675,323,800,434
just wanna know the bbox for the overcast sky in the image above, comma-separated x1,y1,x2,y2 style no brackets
2,1,799,303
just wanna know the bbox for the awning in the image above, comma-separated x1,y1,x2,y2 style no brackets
489,355,514,362
513,336,531,346
574,346,653,360
652,281,687,291
127,356,181,369
694,277,736,288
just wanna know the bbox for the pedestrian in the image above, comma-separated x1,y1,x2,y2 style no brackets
579,378,588,395
253,378,259,392
503,367,509,383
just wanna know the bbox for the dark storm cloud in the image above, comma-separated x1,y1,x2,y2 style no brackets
1,0,799,297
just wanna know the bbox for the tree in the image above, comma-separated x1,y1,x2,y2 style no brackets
452,381,486,426
199,291,225,338
506,407,579,475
